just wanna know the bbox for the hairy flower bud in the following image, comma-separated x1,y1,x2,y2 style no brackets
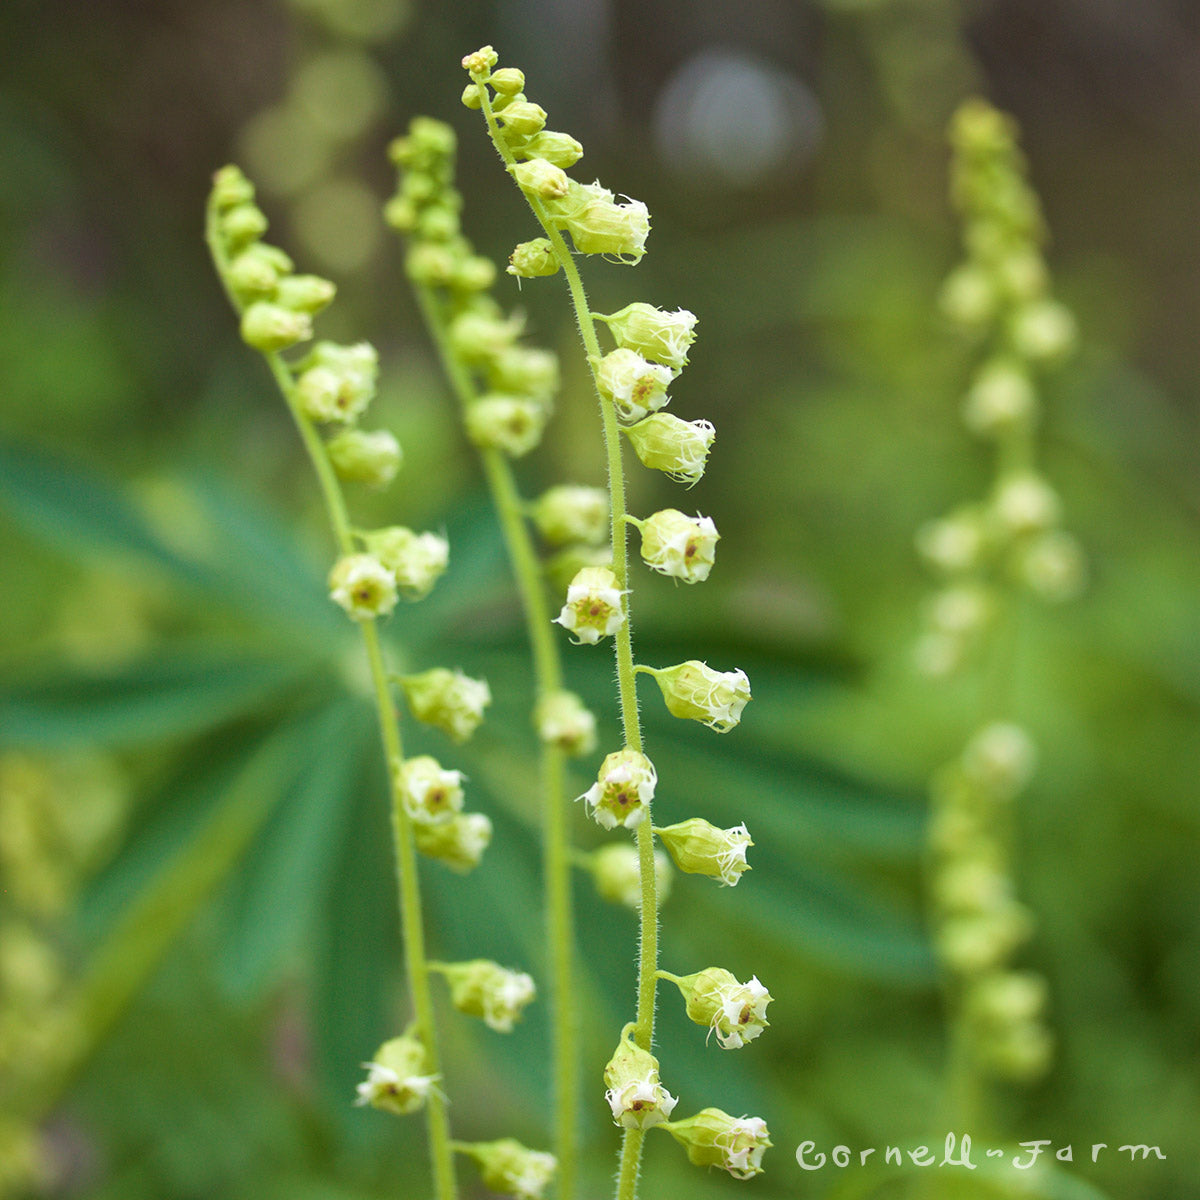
326,429,403,488
553,566,626,644
413,811,492,873
497,100,548,137
211,164,256,210
274,273,336,315
328,554,397,620
516,130,584,168
490,67,525,94
400,668,491,743
510,157,570,200
436,959,536,1032
635,509,719,583
226,246,282,301
604,1024,678,1129
623,414,715,486
532,485,609,547
655,818,751,886
589,842,672,909
465,395,548,457
354,1034,438,1115
660,1109,772,1180
533,689,597,756
220,202,269,248
579,748,656,829
395,755,464,825
363,527,449,600
596,303,697,372
460,1138,557,1200
508,238,560,278
643,661,750,733
595,349,672,423
666,967,772,1049
240,302,312,353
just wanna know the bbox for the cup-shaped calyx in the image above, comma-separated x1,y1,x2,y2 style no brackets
654,817,752,886
658,1108,772,1180
661,966,772,1049
632,509,719,584
577,748,656,830
603,1023,678,1129
433,959,537,1033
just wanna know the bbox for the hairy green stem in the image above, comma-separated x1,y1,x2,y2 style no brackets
206,196,457,1200
411,281,579,1200
475,81,658,1200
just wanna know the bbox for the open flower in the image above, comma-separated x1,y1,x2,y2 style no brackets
654,818,752,886
660,1108,772,1180
354,1035,439,1116
395,755,464,825
594,348,672,423
553,566,626,645
435,959,537,1033
400,668,491,743
578,749,656,829
604,1024,678,1129
328,554,398,620
458,1138,557,1200
635,509,719,583
665,966,772,1049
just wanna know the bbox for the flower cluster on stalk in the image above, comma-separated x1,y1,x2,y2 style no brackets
461,45,771,1185
919,99,1086,1085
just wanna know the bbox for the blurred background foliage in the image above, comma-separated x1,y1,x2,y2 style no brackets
2,0,1199,1197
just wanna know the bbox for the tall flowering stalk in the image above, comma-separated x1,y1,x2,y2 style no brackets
207,166,553,1200
917,99,1085,1127
461,46,769,1199
382,115,599,1199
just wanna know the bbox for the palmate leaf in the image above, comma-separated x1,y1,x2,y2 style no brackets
0,647,317,749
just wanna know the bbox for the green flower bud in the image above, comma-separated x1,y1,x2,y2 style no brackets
915,507,986,574
992,472,1061,535
414,811,492,873
933,856,1012,914
604,1024,678,1129
531,485,609,547
406,241,458,286
654,818,751,886
488,345,559,398
1016,528,1086,602
415,205,460,242
490,67,525,94
353,1034,438,1115
460,82,484,110
454,255,497,292
273,273,336,315
211,164,255,210
448,308,524,363
664,966,772,1049
508,238,560,278
226,247,282,301
326,429,403,488
938,263,998,327
395,755,464,825
578,748,656,829
936,902,1034,974
642,661,750,733
968,970,1047,1029
464,395,548,457
926,583,993,637
565,195,650,261
996,247,1048,301
497,100,548,137
363,527,449,600
589,842,672,909
635,509,718,583
294,340,378,423
961,722,1036,800
510,157,570,199
623,413,715,486
240,302,312,353
595,348,672,423
533,689,597,756
516,130,584,168
461,46,499,78
435,959,536,1032
328,553,397,620
596,302,697,372
458,1138,557,1200
219,202,269,248
400,668,491,743
659,1109,772,1180
980,1019,1054,1081
1011,298,1077,361
382,196,417,237
962,359,1037,437
554,565,626,645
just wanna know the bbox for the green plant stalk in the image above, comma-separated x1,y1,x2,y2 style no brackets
206,199,457,1200
475,88,658,1200
411,281,580,1200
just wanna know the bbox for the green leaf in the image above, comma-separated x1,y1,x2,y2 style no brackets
0,439,212,587
0,648,317,748
215,698,372,998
